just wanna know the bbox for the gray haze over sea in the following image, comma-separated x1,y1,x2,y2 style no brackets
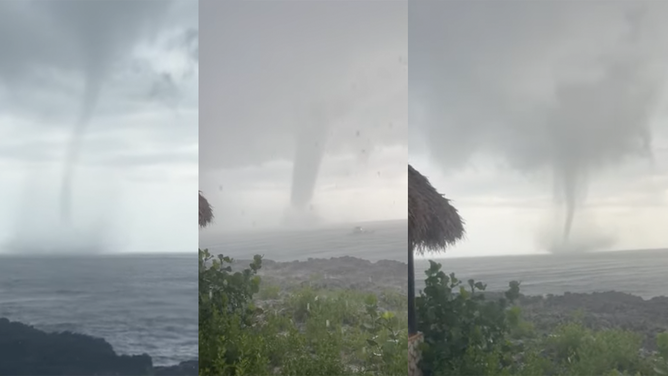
0,254,196,366
200,220,407,262
202,220,667,299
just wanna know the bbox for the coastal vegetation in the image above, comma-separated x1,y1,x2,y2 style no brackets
198,246,668,376
198,249,407,376
417,260,668,376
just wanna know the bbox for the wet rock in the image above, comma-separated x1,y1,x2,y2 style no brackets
488,290,668,351
0,318,197,376
0,318,152,375
234,256,407,296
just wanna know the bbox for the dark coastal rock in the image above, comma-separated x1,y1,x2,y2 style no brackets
484,290,668,351
234,256,408,295
0,318,197,376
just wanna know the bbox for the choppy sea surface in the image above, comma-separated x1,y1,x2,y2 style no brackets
203,220,667,299
0,253,196,366
417,249,668,299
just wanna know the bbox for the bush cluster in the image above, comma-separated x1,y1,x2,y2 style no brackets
417,260,668,376
198,249,668,376
198,249,407,376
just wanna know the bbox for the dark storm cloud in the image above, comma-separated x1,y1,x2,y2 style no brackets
410,1,668,246
0,0,198,167
0,0,198,255
200,0,407,170
0,0,197,124
200,0,406,222
0,1,167,86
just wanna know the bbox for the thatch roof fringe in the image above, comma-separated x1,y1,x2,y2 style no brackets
408,164,465,254
199,191,213,228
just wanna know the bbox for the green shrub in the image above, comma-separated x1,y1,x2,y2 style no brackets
198,248,406,375
258,284,281,300
416,260,520,376
417,259,667,376
655,332,668,375
198,249,267,376
658,333,668,360
542,323,651,375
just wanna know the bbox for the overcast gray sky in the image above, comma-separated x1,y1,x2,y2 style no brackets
410,1,668,257
0,0,198,254
200,0,407,233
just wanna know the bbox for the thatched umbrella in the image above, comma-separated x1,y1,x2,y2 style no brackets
199,191,213,228
407,164,465,335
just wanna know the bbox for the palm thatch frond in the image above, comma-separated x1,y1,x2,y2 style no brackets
199,191,213,228
408,164,464,254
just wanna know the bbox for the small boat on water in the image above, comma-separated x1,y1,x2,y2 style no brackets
350,226,374,235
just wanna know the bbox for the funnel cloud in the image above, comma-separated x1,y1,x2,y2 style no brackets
410,1,668,255
290,105,331,211
40,1,171,224
60,73,102,223
0,0,198,255
200,0,407,233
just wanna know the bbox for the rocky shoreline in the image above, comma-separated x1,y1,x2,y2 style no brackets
0,317,197,376
506,291,668,351
234,256,667,350
234,255,408,295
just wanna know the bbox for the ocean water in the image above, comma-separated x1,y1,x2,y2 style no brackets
0,253,197,366
202,219,407,262
417,249,668,298
203,220,667,299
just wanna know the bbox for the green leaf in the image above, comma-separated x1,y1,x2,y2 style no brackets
381,311,395,320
